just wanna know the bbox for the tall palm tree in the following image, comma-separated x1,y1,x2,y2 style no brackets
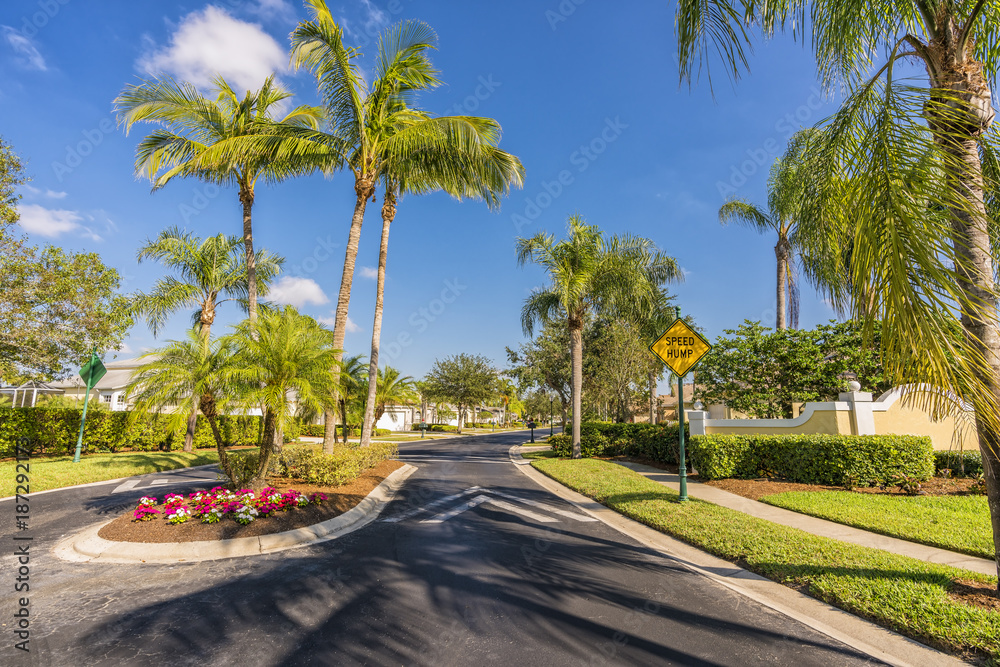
115,75,322,324
225,306,339,486
517,215,681,458
353,33,524,446
131,227,282,451
285,7,523,451
124,330,236,466
371,366,418,427
718,131,815,330
676,0,1000,583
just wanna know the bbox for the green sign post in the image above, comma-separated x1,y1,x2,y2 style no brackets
74,349,107,463
649,307,712,501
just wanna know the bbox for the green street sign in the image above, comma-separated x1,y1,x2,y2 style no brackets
79,352,107,387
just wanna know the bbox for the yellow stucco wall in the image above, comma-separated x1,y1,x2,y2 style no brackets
873,400,977,451
705,408,849,436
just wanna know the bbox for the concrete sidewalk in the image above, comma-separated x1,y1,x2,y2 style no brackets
616,461,996,576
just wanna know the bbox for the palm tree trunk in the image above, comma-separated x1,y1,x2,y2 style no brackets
239,184,257,326
775,239,788,330
360,191,395,448
569,314,584,459
323,408,337,446
199,392,227,475
939,130,1000,585
183,406,197,452
324,179,374,453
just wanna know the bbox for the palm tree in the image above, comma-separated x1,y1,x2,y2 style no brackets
225,306,340,486
336,354,367,443
676,0,1000,583
131,227,282,451
352,29,524,446
115,75,322,324
718,131,815,330
370,366,418,428
124,330,236,467
517,215,681,458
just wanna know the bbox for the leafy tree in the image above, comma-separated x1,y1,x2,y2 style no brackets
423,353,498,433
506,319,573,426
517,215,680,457
0,139,129,382
676,0,1000,586
588,318,651,423
0,244,130,383
696,320,889,419
115,75,321,325
718,130,817,330
225,306,339,486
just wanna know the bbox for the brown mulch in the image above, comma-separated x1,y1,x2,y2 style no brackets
98,459,403,543
949,579,1000,612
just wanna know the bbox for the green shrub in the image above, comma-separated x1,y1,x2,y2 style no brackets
411,424,458,433
549,422,686,462
0,407,262,458
934,450,983,477
274,442,398,487
688,434,934,485
221,451,277,489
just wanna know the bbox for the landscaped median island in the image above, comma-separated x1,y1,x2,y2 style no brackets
96,442,399,544
530,457,1000,662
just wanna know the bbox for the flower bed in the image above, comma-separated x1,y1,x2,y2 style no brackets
131,486,330,526
98,459,403,543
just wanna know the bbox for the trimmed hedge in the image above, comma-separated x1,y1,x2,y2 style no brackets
688,434,934,486
934,450,983,477
0,407,261,458
283,423,391,439
549,422,686,463
411,424,459,433
273,442,398,487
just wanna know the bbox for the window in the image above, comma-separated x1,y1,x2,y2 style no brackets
100,394,112,404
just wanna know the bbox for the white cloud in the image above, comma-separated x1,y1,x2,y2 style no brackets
22,185,67,199
359,266,378,280
269,277,329,308
17,204,83,237
250,0,295,20
360,0,389,31
137,6,287,93
317,314,361,334
1,27,47,71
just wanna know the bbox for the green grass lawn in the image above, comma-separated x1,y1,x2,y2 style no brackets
761,490,993,560
521,449,557,460
0,451,220,498
532,457,1000,661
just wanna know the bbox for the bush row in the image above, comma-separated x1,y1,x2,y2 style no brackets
549,422,686,463
411,424,459,432
271,442,398,487
297,423,391,438
934,449,984,477
688,434,935,486
0,407,261,458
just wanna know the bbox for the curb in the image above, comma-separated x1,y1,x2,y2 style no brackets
0,463,221,503
53,463,417,564
508,446,964,667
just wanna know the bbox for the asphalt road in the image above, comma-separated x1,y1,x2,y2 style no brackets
1,431,885,666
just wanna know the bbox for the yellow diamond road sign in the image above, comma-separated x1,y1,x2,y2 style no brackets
650,318,712,377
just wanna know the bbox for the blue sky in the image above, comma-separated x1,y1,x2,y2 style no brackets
1,0,842,389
